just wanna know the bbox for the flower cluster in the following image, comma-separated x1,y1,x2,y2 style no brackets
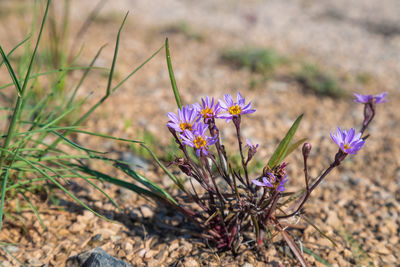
167,93,255,157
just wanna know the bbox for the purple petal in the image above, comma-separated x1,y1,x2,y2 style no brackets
252,179,266,187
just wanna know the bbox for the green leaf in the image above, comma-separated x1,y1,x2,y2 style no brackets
267,114,303,169
165,38,182,109
115,163,178,205
76,165,172,204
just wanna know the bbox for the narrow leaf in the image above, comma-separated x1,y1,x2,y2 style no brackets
115,163,178,205
268,114,303,169
279,226,310,267
165,38,182,109
302,247,332,267
285,138,308,158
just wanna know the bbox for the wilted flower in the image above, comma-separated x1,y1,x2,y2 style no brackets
180,122,218,156
193,96,222,123
245,138,258,162
167,105,198,133
252,172,288,192
330,127,365,155
353,92,388,104
218,92,255,122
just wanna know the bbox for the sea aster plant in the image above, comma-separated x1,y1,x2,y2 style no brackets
354,92,388,104
193,96,222,123
330,127,365,154
218,92,255,122
252,172,288,192
180,122,218,156
167,105,198,133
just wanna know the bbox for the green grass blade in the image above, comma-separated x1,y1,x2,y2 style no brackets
67,44,106,107
111,44,164,93
0,66,105,91
106,12,128,96
0,35,31,68
165,38,182,109
0,46,22,95
75,164,168,202
267,114,303,169
302,247,332,267
141,144,185,191
0,149,110,221
115,163,178,205
20,0,51,96
20,191,47,230
0,169,10,233
302,215,337,247
53,160,121,212
50,131,107,154
61,129,143,144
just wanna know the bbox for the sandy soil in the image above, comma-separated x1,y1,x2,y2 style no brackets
0,0,399,266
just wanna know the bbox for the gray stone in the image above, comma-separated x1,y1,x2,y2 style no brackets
66,247,131,267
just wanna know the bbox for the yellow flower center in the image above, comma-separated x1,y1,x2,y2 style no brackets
194,136,206,149
343,144,351,150
201,108,213,118
180,122,192,132
229,104,242,115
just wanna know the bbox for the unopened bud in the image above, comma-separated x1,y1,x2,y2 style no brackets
302,143,312,158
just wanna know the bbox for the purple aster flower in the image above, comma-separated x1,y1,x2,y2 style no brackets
353,92,388,104
252,172,288,192
193,96,222,123
330,127,365,155
218,92,256,122
180,122,218,157
167,105,198,133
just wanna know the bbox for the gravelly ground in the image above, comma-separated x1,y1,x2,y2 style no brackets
0,0,399,266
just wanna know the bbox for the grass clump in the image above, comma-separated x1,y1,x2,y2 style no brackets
294,64,345,98
221,47,283,74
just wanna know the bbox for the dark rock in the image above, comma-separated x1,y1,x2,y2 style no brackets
66,247,131,267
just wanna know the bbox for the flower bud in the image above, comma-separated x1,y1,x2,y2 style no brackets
302,143,312,158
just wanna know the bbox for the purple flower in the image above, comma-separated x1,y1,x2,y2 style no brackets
180,122,218,156
252,172,288,192
167,105,198,133
193,96,222,123
330,127,365,154
218,92,256,122
354,92,388,104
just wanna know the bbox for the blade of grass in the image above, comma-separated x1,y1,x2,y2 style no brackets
67,44,106,107
0,66,105,91
20,191,47,230
140,144,185,191
165,38,182,109
278,224,310,267
0,148,111,221
52,160,121,212
106,12,128,96
302,247,332,267
115,163,178,205
0,35,31,68
0,0,51,175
